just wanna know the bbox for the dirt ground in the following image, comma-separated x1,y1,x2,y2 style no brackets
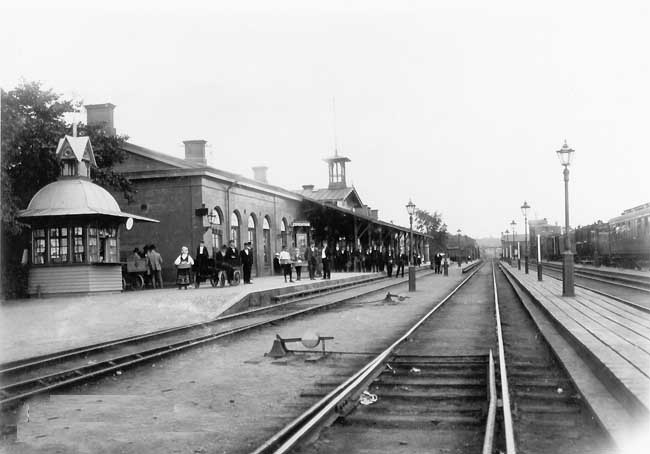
3,270,468,454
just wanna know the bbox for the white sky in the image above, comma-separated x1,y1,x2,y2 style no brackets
2,0,649,238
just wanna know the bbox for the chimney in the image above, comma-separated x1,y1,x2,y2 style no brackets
252,166,268,184
371,209,379,219
85,103,116,136
183,140,207,165
302,184,315,191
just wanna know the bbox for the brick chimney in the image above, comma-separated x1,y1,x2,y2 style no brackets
183,140,207,165
85,103,116,136
370,209,379,219
252,166,268,184
302,184,315,191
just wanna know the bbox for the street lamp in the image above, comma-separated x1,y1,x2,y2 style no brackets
510,220,517,269
457,229,462,267
521,201,530,274
557,141,575,296
504,229,510,263
406,199,416,291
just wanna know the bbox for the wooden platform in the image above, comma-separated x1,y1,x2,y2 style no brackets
502,262,650,420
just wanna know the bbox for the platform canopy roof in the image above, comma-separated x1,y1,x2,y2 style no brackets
18,179,158,223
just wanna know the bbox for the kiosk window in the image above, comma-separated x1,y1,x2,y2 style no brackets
49,227,69,263
73,226,85,263
33,228,46,264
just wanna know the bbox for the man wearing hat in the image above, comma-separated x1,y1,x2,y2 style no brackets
240,241,254,284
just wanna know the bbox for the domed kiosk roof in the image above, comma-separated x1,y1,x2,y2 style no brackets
18,179,157,222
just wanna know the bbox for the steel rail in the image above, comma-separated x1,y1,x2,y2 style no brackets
540,268,650,314
482,349,497,454
0,271,433,408
491,261,517,454
0,275,387,373
251,263,485,454
542,262,650,291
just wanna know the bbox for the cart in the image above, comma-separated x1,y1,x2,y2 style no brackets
122,257,149,290
208,260,242,287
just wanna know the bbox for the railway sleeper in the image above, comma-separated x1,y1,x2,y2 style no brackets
340,412,484,429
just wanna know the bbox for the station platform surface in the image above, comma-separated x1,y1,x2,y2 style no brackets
501,262,650,428
0,271,378,364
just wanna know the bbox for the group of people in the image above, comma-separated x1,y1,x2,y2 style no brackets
431,253,449,274
277,240,334,283
177,240,255,290
273,242,427,282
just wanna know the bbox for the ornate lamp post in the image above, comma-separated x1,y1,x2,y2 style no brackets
521,201,530,274
406,199,416,291
504,229,510,263
557,141,575,296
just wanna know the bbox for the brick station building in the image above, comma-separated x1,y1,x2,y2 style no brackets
88,103,431,283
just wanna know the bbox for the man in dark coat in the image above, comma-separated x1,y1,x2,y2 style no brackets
226,240,239,283
395,249,407,278
240,242,254,284
195,241,210,287
321,240,332,279
304,242,318,280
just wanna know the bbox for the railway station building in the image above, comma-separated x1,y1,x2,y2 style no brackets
84,103,432,284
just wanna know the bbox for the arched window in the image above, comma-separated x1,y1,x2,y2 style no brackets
231,211,241,248
281,218,288,248
263,216,271,266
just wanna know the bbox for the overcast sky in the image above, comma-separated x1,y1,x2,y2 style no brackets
2,0,649,238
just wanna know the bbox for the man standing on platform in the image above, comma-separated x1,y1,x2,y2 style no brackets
195,241,210,288
305,242,318,280
148,245,164,288
321,240,332,279
240,242,254,284
226,240,239,284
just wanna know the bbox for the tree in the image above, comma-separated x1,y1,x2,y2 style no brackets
1,81,134,297
414,208,448,253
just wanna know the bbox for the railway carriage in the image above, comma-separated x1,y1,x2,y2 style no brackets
607,203,650,268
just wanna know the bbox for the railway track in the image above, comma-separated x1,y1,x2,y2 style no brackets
540,262,650,313
251,261,614,454
0,272,430,410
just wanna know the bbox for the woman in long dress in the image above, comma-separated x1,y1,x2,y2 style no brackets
174,246,194,289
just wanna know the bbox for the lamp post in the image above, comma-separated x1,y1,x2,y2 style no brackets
207,210,218,256
456,229,462,267
510,219,521,269
406,199,416,292
557,141,575,296
521,201,530,274
504,229,510,263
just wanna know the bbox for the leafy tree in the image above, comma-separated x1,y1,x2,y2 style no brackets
1,81,134,297
414,208,448,252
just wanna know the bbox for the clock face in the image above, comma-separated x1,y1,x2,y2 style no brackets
126,217,134,231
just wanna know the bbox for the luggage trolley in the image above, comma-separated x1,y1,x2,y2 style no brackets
122,257,149,290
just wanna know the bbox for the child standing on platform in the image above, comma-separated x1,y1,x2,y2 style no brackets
174,246,194,289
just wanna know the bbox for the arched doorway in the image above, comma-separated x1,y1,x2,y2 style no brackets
248,214,257,277
281,218,288,249
210,207,224,256
263,216,271,268
231,211,241,248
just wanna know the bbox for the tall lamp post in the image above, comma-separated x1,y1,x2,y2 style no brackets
510,220,517,269
521,201,530,274
406,199,416,292
557,141,575,296
456,229,462,267
504,229,510,263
